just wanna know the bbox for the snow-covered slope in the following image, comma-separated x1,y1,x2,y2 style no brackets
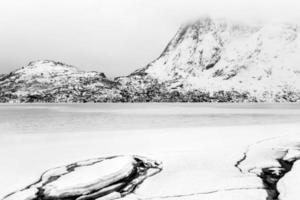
0,60,122,103
120,17,300,102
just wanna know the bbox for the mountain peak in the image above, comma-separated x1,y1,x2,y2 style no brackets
124,18,300,101
27,60,75,68
15,60,79,78
25,59,78,70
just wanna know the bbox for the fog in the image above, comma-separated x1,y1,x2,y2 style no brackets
0,0,299,77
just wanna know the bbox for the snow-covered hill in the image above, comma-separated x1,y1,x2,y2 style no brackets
119,17,300,102
1,17,300,102
0,60,122,103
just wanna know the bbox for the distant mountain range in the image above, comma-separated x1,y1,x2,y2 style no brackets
1,17,300,103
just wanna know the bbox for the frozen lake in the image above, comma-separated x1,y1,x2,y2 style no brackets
1,104,300,200
1,103,300,134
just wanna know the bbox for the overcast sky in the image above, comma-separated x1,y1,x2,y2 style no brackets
0,0,300,77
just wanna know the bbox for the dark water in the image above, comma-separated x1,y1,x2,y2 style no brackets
0,103,300,134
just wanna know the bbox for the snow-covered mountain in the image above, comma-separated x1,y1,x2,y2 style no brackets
0,60,122,103
1,17,300,102
119,17,300,102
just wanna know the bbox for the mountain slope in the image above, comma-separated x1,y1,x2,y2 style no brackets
0,60,122,103
119,17,300,102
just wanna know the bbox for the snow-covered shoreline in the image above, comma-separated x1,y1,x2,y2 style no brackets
1,123,300,200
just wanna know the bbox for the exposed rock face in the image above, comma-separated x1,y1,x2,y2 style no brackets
1,17,300,102
2,155,162,200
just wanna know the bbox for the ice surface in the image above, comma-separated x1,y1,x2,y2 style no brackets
1,105,300,200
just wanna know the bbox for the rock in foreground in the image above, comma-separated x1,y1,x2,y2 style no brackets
2,155,162,200
236,137,300,200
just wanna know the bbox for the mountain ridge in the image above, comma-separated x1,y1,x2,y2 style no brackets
117,17,300,102
1,17,300,102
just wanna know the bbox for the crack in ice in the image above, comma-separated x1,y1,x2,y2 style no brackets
137,187,266,199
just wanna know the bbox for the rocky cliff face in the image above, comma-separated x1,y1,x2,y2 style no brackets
1,18,300,102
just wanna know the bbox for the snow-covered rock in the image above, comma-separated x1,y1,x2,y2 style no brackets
2,155,162,200
236,137,300,200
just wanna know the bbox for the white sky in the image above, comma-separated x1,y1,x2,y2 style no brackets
0,0,300,77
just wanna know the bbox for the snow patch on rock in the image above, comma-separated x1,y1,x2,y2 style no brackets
2,155,162,200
